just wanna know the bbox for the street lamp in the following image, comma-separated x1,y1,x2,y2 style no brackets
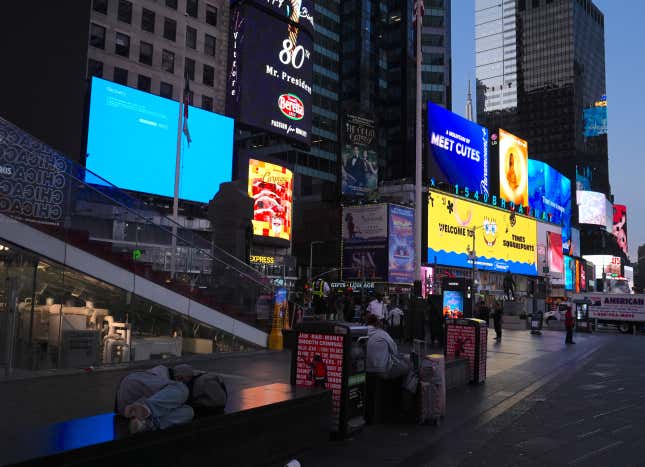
467,225,486,313
309,241,324,281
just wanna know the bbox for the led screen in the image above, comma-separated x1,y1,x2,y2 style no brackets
499,129,528,207
227,1,313,146
341,113,378,197
613,204,628,255
427,102,489,195
427,189,537,276
388,205,414,284
564,256,574,291
583,106,608,137
342,204,388,281
86,77,233,203
248,159,293,240
547,231,563,274
443,290,464,318
577,190,609,226
528,159,572,252
570,227,581,257
583,255,622,279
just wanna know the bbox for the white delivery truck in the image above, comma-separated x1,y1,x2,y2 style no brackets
572,293,645,333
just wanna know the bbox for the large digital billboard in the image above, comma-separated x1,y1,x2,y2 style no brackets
547,231,564,274
342,204,388,281
427,103,489,195
341,114,378,197
612,204,628,255
227,1,314,146
528,159,572,252
427,189,537,275
86,77,233,203
570,227,581,257
583,106,608,137
564,256,574,291
584,255,622,279
388,205,414,284
499,129,528,207
248,159,293,240
577,190,609,227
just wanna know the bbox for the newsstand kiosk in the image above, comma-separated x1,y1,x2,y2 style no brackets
444,318,488,384
291,321,368,439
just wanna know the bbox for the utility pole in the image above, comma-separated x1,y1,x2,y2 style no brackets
414,0,425,282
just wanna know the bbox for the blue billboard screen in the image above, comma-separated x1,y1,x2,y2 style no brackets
583,106,608,137
86,77,234,203
427,102,489,195
388,205,414,284
528,160,572,253
564,256,575,291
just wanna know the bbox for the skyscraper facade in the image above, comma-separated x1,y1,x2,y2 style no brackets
476,0,609,198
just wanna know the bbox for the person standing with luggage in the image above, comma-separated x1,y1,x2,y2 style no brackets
493,301,503,341
565,305,576,344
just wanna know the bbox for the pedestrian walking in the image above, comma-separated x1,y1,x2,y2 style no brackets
493,300,503,341
565,305,576,344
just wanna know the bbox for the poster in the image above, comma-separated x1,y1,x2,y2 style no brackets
342,243,387,281
547,231,564,274
388,205,414,284
295,333,345,429
248,159,293,240
341,114,378,197
342,204,387,243
443,291,464,318
499,129,528,207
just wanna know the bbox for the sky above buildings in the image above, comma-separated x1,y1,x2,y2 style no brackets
452,0,645,260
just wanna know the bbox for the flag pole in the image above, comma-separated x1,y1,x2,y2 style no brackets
414,0,424,282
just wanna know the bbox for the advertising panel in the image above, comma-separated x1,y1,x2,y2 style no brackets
342,244,387,281
227,1,313,146
443,291,464,318
575,259,581,293
248,159,293,240
570,227,581,258
499,129,529,207
547,231,564,274
427,102,489,195
580,262,587,291
341,114,378,197
564,256,574,291
624,265,634,291
573,293,645,322
537,222,563,284
388,205,414,284
583,255,622,279
342,204,387,243
528,160,572,252
427,189,537,275
342,204,388,281
577,190,609,227
583,106,608,137
612,204,628,255
86,77,234,203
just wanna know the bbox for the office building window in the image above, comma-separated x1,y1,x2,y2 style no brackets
185,58,195,80
114,67,128,85
115,32,130,57
141,8,155,33
186,0,198,18
164,18,177,41
137,75,151,92
204,34,216,56
201,95,213,111
426,16,444,27
88,59,103,78
162,49,175,73
186,26,197,49
160,82,173,98
203,64,214,86
117,0,132,23
166,0,177,9
90,23,106,49
139,41,153,65
92,0,108,14
206,4,217,26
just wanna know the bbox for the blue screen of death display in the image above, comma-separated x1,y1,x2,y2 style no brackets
85,77,233,203
427,102,489,195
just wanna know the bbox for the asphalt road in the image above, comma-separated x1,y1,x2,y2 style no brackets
418,333,645,467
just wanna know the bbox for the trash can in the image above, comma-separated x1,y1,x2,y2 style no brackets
444,318,487,384
530,311,543,334
291,321,367,439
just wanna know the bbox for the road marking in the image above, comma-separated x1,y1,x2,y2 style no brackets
568,441,624,465
611,424,633,435
592,404,636,419
561,418,586,429
577,428,602,440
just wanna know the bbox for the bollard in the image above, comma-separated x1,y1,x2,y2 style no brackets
268,302,284,350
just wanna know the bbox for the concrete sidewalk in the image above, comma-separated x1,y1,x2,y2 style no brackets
0,329,608,466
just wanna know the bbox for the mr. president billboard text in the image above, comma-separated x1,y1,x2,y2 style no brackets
427,103,489,195
227,0,314,146
427,189,537,276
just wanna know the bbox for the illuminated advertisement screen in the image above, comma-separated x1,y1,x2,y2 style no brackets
612,204,628,255
342,204,388,281
427,102,489,195
86,77,234,203
388,205,414,284
528,160,572,252
341,114,378,197
564,256,574,290
575,259,581,293
583,255,621,279
227,1,313,146
427,189,537,275
499,129,528,207
248,159,293,240
443,290,464,318
583,106,608,137
547,231,564,274
580,262,587,290
577,190,609,226
570,227,581,257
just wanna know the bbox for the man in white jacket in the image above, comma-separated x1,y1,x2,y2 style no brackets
365,314,410,379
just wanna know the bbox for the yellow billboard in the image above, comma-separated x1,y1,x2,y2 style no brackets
499,128,528,207
427,189,537,275
248,159,293,241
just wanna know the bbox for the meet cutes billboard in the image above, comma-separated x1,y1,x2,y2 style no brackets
342,204,387,281
227,0,314,146
341,114,378,197
528,160,572,253
248,159,293,241
427,189,537,276
499,129,528,208
427,103,489,195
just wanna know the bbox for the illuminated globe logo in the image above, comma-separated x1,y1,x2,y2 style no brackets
278,94,304,121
